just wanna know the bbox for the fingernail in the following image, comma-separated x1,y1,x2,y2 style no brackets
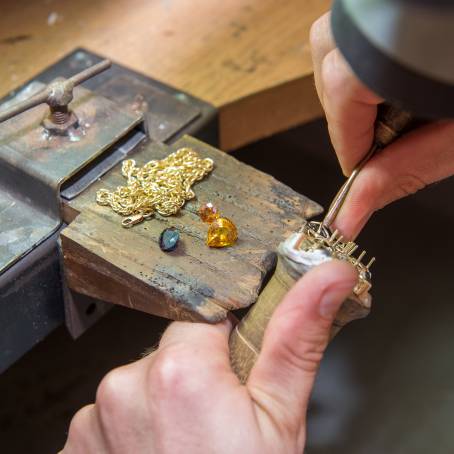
319,282,355,320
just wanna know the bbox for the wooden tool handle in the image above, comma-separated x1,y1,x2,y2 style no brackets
374,103,412,148
229,255,370,383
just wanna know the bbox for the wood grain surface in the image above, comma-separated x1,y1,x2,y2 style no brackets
229,254,372,383
1,0,329,149
60,135,322,322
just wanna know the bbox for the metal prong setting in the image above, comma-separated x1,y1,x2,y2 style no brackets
294,221,375,297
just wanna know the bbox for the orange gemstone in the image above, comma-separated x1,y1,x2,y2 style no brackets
206,217,238,247
198,202,219,223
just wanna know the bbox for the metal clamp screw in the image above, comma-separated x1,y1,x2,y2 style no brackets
0,59,112,135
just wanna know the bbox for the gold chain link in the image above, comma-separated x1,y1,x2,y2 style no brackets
96,147,214,227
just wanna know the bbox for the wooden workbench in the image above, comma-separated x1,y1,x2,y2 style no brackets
1,0,329,150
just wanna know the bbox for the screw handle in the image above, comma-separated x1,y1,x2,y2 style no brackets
0,59,111,124
68,59,111,87
0,91,48,124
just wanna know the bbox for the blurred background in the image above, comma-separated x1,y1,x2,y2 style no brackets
1,119,454,453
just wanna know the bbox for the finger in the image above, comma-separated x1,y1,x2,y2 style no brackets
63,405,108,453
248,261,357,423
309,12,335,105
159,319,232,351
143,320,237,429
157,319,234,375
88,321,233,452
334,120,454,238
321,49,383,175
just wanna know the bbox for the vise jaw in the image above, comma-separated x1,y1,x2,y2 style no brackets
0,48,218,373
0,60,142,276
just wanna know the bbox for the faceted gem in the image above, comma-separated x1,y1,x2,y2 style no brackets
159,227,180,252
206,217,238,248
198,202,219,224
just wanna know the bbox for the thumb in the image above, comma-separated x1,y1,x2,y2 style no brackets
247,260,357,425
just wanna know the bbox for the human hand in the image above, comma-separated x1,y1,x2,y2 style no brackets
62,260,357,454
310,12,454,238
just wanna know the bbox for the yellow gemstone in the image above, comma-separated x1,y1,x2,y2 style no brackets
206,217,238,247
198,202,219,223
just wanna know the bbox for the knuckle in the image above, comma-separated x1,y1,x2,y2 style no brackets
351,167,386,211
96,366,133,422
148,346,203,400
309,12,330,50
67,404,94,443
394,173,427,200
309,17,324,48
321,52,346,97
270,320,327,375
278,340,324,375
148,346,190,393
322,51,372,103
358,169,383,199
289,332,326,374
355,167,427,211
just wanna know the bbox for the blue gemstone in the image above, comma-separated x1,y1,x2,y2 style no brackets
159,227,180,252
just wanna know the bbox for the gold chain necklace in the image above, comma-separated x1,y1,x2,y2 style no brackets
96,147,214,227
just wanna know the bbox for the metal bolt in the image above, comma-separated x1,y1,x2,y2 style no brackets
0,59,112,134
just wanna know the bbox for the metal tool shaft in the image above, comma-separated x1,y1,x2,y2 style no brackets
0,92,48,124
69,59,111,86
0,59,111,124
322,104,413,229
323,144,378,227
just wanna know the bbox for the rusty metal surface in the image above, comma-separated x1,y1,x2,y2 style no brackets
0,60,111,128
0,85,142,274
62,286,113,340
96,74,201,143
0,49,221,370
60,129,146,200
0,85,141,192
0,190,53,271
52,49,218,145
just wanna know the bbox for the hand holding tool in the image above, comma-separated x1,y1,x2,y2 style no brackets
323,104,412,228
229,103,412,383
